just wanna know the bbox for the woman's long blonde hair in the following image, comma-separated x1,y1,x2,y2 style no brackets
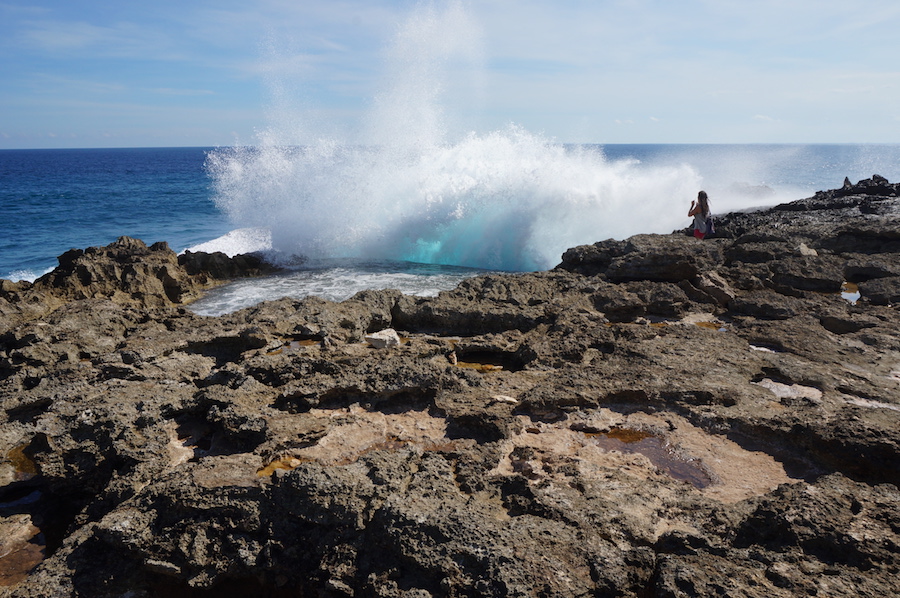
697,190,710,217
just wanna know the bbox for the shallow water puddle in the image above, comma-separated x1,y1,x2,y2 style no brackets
840,282,860,304
694,321,728,332
455,361,504,373
266,337,322,355
5,445,38,482
494,411,800,503
579,428,711,489
257,456,314,477
452,350,524,373
1,446,45,585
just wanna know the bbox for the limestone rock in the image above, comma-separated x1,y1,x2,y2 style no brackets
695,270,736,306
364,328,401,349
798,242,818,256
0,237,279,332
859,275,900,305
1,180,899,597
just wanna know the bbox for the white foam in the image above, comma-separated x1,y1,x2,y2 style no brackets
208,130,710,272
4,267,53,283
187,260,484,316
183,227,272,257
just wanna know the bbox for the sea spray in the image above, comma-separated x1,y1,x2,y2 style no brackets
364,0,484,150
205,2,703,272
207,129,702,271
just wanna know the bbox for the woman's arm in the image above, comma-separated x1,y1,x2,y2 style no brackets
688,200,700,217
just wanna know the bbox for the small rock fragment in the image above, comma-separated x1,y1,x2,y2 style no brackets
491,395,519,404
798,243,818,257
365,328,401,349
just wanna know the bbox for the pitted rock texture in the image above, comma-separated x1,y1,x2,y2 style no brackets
1,177,899,597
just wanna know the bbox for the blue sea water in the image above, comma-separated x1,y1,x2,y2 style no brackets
2,143,898,315
0,147,231,281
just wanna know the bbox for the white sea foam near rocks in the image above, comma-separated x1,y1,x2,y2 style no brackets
184,227,272,256
188,258,486,316
5,268,53,284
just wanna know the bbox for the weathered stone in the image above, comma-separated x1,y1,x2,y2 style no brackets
797,242,818,256
604,234,725,282
365,328,401,349
844,255,900,282
695,270,736,306
769,254,845,292
859,275,900,305
1,180,899,597
819,311,879,335
729,290,804,319
0,237,280,332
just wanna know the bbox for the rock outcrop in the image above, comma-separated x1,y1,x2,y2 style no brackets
0,177,898,597
0,238,276,331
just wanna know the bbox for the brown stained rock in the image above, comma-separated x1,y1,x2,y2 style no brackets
1,184,900,597
0,514,43,587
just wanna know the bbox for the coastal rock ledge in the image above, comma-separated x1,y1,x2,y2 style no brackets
1,177,899,597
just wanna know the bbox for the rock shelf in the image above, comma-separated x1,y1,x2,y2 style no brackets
1,177,899,596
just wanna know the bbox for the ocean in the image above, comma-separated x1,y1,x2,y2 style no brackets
2,143,899,316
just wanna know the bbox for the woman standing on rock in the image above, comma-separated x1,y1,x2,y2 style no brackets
688,190,711,239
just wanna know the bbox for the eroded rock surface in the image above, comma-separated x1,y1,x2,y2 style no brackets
1,178,899,597
0,237,275,331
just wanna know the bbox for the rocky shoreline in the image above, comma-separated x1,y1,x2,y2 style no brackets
1,177,899,597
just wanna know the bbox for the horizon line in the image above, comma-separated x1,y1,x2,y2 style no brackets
3,141,900,152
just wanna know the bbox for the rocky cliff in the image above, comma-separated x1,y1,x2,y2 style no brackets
1,178,898,597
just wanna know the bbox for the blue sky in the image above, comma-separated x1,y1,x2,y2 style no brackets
1,0,899,148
